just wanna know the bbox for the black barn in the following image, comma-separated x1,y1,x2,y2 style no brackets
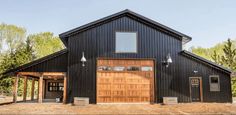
4,9,232,104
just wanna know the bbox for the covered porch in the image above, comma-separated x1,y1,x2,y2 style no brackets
12,72,67,104
2,49,68,104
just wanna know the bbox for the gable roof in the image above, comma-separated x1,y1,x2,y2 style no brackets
2,49,68,75
59,9,192,47
180,50,231,74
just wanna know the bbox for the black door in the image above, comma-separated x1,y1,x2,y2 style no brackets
190,78,201,102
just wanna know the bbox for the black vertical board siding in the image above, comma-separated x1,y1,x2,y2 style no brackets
22,52,68,72
67,16,232,103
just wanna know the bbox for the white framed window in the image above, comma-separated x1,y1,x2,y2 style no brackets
209,75,220,91
115,32,137,53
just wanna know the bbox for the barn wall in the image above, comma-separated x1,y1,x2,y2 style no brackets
67,16,231,103
180,55,232,102
44,79,64,99
22,53,68,72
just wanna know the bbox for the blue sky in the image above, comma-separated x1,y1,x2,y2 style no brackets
1,0,236,48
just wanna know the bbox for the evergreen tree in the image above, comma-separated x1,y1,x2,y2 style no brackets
221,39,236,70
211,50,222,65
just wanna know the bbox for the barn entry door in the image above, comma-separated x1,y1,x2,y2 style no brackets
96,59,154,103
189,77,202,102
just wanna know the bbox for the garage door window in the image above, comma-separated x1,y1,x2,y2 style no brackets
97,66,112,71
141,66,153,71
115,32,137,53
113,66,125,71
127,66,140,71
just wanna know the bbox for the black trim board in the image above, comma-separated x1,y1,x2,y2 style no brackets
59,9,192,47
2,49,68,75
180,50,231,74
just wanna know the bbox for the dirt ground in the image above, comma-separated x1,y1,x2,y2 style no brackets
0,103,236,114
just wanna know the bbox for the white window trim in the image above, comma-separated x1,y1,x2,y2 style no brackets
115,31,138,53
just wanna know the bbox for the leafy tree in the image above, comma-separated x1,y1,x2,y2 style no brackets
0,38,34,96
27,32,64,58
0,23,26,53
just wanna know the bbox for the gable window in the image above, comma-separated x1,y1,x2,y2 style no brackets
209,75,220,91
115,32,137,53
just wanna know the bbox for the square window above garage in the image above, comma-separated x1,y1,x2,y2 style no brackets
115,32,137,53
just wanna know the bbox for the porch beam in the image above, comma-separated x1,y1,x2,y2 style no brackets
23,76,28,102
18,72,41,77
13,74,19,103
38,75,43,103
31,78,35,101
63,75,67,104
42,72,66,76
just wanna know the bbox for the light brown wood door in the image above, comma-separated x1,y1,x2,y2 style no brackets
97,59,154,103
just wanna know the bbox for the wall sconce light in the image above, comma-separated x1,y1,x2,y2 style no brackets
193,70,198,74
81,52,87,67
162,53,172,67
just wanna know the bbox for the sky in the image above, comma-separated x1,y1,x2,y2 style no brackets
1,0,236,48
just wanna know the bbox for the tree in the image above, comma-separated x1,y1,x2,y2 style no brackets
27,32,64,58
0,23,26,53
0,38,34,95
211,50,222,65
220,39,236,70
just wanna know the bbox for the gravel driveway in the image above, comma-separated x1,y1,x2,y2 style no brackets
0,103,236,114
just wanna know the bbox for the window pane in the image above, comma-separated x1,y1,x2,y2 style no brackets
59,83,64,86
209,75,220,91
97,66,112,71
127,66,140,71
141,67,153,71
116,32,137,53
211,77,219,83
113,66,125,71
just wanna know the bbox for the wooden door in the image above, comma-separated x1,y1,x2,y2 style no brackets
96,59,154,103
190,77,202,102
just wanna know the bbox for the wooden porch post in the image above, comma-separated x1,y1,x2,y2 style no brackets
38,75,43,103
31,78,35,101
23,76,28,102
37,80,39,100
13,74,19,103
63,75,67,104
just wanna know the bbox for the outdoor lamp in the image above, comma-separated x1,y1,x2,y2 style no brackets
162,53,172,67
81,52,87,66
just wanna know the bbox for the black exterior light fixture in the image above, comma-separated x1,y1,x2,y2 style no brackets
81,52,87,67
162,53,172,67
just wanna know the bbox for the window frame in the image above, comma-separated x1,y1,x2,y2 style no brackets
48,82,64,92
115,31,138,53
209,75,220,92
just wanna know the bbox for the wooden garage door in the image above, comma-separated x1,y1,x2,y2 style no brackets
97,59,154,103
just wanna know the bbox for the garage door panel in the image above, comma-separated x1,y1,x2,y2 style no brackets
97,59,154,103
